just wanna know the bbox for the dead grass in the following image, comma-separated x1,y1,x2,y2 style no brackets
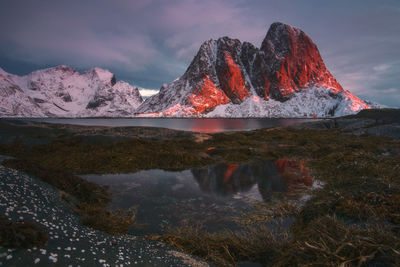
159,224,285,266
280,215,400,266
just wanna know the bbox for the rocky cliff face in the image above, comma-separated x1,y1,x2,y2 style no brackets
255,22,344,99
137,22,370,117
0,66,143,117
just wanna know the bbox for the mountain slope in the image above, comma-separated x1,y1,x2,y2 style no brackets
0,66,143,117
137,22,370,117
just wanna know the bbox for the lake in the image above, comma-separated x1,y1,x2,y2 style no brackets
25,118,319,133
81,159,315,235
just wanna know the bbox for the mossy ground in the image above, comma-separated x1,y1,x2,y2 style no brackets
0,119,399,265
0,215,48,249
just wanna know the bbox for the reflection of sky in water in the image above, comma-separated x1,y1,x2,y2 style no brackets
81,160,312,234
24,118,319,133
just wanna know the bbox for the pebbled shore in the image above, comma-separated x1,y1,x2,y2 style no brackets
0,164,208,267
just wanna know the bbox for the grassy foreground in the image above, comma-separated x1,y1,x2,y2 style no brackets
0,120,400,265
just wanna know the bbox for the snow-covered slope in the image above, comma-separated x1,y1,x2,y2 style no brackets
362,99,387,109
207,88,370,118
137,22,371,117
0,66,143,117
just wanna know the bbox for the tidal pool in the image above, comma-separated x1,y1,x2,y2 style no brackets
81,159,314,235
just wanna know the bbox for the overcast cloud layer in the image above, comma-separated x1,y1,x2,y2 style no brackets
0,0,399,107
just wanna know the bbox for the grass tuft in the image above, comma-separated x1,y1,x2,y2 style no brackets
0,215,48,249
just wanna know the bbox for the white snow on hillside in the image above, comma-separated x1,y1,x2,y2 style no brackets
0,66,143,117
135,87,372,118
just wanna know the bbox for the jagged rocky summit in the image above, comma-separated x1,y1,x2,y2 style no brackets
137,22,370,117
0,66,143,117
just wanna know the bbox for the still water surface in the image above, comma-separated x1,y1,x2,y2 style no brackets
81,159,313,235
27,118,318,133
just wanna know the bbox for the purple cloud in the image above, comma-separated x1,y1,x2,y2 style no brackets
0,0,399,106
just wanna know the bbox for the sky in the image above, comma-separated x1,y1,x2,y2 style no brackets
0,0,399,106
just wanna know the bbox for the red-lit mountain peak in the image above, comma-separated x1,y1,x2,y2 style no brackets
260,22,344,100
137,22,370,117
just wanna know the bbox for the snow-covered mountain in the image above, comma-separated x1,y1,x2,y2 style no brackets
0,66,143,117
137,22,370,117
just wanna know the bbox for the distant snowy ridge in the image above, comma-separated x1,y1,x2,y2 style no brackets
0,66,143,117
138,88,160,99
362,99,387,109
137,22,372,118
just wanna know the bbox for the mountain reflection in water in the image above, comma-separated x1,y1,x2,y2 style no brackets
192,159,312,200
81,159,313,234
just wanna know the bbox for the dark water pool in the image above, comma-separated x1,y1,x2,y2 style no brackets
81,159,314,235
24,118,319,133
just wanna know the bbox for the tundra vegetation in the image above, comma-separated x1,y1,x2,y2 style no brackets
0,110,399,266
